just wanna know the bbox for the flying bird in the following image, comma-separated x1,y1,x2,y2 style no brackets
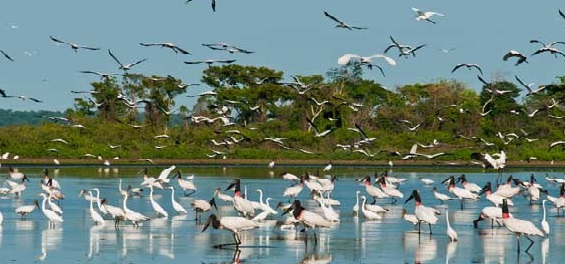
451,63,483,75
398,44,427,57
306,117,332,137
0,49,14,62
530,39,565,57
515,75,548,96
202,43,254,54
560,9,565,20
50,36,100,52
79,70,121,80
337,54,396,67
503,50,528,65
184,59,236,66
385,36,413,54
186,0,216,12
324,11,367,30
108,49,147,71
411,7,444,24
139,42,191,54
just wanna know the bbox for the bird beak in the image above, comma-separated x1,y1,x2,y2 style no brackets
23,175,30,182
440,177,450,184
225,182,235,191
404,194,414,204
202,217,212,232
210,198,217,210
478,185,487,196
282,204,294,216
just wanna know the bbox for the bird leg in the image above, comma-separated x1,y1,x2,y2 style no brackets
525,236,535,253
516,234,521,253
428,223,433,235
371,197,377,205
460,199,464,210
391,197,397,204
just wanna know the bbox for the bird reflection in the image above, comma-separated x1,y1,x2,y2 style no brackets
478,228,512,263
403,232,437,263
445,241,457,264
38,226,63,261
202,247,251,264
300,244,332,264
87,225,103,259
541,238,549,264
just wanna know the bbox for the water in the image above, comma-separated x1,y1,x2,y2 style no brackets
0,166,563,263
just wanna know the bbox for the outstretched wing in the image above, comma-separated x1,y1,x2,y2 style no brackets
324,11,343,24
0,49,14,62
50,36,68,45
108,49,124,68
367,54,396,66
337,54,361,65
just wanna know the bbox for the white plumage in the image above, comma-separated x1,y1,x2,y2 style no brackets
169,187,187,214
122,194,150,227
88,191,105,226
338,53,396,66
360,196,381,220
149,186,168,218
39,193,63,226
445,209,457,242
202,214,259,246
541,199,550,235
501,199,543,253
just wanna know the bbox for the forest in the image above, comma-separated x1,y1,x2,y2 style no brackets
1,62,564,163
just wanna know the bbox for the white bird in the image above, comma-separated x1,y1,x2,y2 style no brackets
122,194,150,227
282,200,332,241
225,179,256,218
168,187,187,214
541,199,550,235
139,42,191,54
501,199,543,253
479,182,515,207
255,189,277,215
433,187,454,204
361,176,389,203
283,176,304,200
79,189,100,202
323,161,333,172
149,185,168,218
108,49,146,71
445,209,458,242
50,36,100,52
306,117,332,137
352,190,361,216
515,75,548,96
405,190,440,235
412,7,444,24
176,171,197,196
442,176,479,210
401,208,419,226
118,178,128,197
202,214,260,248
337,53,396,66
156,165,177,185
191,197,217,222
376,176,404,204
360,196,381,220
457,174,482,193
100,198,125,227
8,166,28,181
419,177,435,185
39,193,64,227
90,188,107,215
47,193,63,215
88,191,105,226
268,159,275,169
15,199,39,220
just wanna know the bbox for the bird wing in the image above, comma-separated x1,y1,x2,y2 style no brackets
477,75,489,86
425,11,444,17
560,9,565,20
139,43,158,47
0,50,14,62
50,36,68,45
130,58,147,67
172,46,191,54
0,88,7,97
367,54,396,66
369,64,386,77
184,61,204,64
471,64,483,75
218,59,236,64
79,45,100,51
351,26,368,30
451,64,464,73
324,11,343,24
411,7,423,15
337,54,360,65
29,98,42,103
211,0,216,12
514,75,533,93
108,50,125,68
529,39,545,46
157,165,176,180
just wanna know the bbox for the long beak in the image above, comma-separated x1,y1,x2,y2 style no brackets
210,198,217,210
282,204,294,216
478,186,487,196
225,182,235,191
441,177,450,184
24,175,30,182
202,217,212,232
404,194,414,204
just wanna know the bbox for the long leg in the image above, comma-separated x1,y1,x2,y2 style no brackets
460,199,464,210
428,223,432,235
525,236,535,253
371,197,376,205
391,197,397,204
516,234,521,253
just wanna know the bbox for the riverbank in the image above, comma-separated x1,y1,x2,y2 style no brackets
1,158,563,169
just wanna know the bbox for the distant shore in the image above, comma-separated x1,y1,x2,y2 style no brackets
1,158,563,169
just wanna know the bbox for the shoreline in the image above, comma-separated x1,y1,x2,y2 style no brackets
1,158,563,169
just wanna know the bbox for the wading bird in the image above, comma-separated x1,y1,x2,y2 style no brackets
202,214,259,248
501,199,543,253
405,190,440,235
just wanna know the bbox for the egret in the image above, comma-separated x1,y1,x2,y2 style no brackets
148,185,168,218
202,214,259,248
322,161,332,172
360,196,381,220
501,199,543,253
122,194,150,227
541,200,550,235
433,187,454,204
108,49,146,71
39,193,64,227
90,188,107,215
168,187,187,214
411,7,444,24
445,209,458,242
139,42,191,54
88,191,105,226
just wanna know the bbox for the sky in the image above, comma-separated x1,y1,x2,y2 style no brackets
1,0,565,112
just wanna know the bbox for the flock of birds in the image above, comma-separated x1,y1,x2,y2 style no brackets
2,163,565,262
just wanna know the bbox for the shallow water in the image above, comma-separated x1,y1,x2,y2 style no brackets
0,166,563,263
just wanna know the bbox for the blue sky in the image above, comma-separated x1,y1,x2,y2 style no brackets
1,0,565,112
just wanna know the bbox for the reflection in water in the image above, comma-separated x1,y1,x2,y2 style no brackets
87,225,102,259
300,244,332,264
541,238,549,264
445,241,457,264
39,227,63,261
479,228,511,263
403,231,438,263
